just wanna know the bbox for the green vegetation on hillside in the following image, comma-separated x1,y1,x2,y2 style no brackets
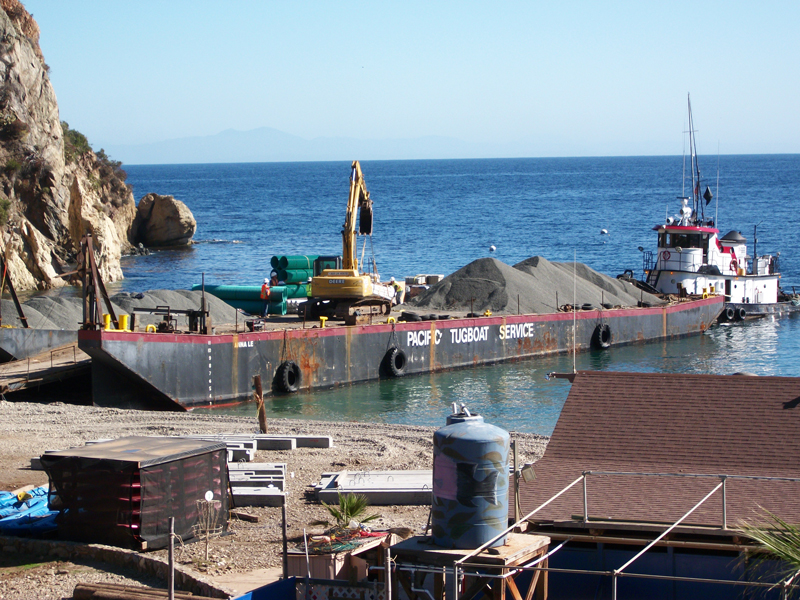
0,197,10,226
61,121,90,163
61,122,130,205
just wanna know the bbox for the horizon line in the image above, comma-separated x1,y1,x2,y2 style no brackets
119,152,800,168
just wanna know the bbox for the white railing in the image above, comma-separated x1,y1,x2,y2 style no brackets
436,470,800,600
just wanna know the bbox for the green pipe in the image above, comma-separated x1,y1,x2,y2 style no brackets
190,284,263,301
279,255,318,270
278,269,313,284
282,284,308,299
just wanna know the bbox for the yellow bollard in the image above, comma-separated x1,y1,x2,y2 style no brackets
319,316,327,328
146,324,157,333
119,314,129,331
387,317,396,324
103,314,111,331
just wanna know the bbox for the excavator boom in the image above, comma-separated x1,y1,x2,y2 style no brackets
304,161,392,325
342,160,373,271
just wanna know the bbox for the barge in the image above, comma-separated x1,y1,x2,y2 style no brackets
79,295,722,411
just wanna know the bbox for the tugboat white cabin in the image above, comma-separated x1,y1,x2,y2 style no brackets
639,95,791,320
645,220,780,306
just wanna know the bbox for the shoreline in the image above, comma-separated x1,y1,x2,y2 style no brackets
0,400,549,599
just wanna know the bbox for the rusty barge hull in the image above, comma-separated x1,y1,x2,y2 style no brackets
0,329,79,362
79,297,723,411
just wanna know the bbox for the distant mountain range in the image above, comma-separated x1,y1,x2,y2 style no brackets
104,127,680,165
105,127,515,165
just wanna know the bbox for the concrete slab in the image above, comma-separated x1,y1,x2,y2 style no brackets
315,470,433,505
183,436,256,462
227,462,286,475
229,473,285,490
231,485,285,507
181,433,333,450
241,434,333,449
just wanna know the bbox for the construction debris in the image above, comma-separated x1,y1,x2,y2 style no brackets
229,462,287,507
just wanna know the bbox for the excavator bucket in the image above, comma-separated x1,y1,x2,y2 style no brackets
359,202,373,235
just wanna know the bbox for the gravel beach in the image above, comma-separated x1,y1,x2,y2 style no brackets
0,400,548,599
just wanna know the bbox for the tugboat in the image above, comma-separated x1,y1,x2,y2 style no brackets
629,95,799,322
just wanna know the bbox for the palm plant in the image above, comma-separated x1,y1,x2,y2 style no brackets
740,510,800,596
320,493,380,528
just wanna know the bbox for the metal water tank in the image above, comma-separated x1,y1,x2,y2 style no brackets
431,405,510,549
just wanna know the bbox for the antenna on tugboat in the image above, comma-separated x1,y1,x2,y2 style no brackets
682,114,687,200
573,250,577,374
687,93,703,225
715,143,720,227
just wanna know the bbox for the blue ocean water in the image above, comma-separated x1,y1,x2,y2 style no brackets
117,156,800,434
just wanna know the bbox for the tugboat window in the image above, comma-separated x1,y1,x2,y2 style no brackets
668,233,702,249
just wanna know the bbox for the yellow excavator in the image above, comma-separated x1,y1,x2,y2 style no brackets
302,161,395,325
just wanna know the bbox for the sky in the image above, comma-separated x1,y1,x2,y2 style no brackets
23,1,800,160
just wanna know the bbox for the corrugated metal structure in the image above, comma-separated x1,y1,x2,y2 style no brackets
40,436,228,550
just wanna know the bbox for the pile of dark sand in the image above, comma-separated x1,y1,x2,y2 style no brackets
111,290,238,329
1,290,238,330
407,256,663,315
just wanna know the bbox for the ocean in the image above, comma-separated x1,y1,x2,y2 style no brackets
117,155,800,435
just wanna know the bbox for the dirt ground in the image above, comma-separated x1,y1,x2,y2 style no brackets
0,400,548,599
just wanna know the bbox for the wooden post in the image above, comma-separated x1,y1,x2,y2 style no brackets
0,254,29,328
253,375,267,433
384,545,392,600
168,517,175,600
282,495,289,579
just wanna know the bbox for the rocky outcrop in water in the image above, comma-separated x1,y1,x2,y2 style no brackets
0,1,139,291
133,193,196,247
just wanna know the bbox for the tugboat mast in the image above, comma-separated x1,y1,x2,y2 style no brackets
687,94,703,225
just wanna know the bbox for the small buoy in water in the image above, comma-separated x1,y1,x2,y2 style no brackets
489,245,496,252
600,229,608,235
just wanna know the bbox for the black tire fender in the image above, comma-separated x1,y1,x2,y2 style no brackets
592,323,611,349
400,311,422,322
384,347,407,377
736,307,747,321
275,360,301,393
723,306,736,321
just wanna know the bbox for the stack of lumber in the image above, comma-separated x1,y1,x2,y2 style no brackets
73,582,219,599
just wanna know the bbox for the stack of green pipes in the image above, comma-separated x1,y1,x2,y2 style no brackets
190,284,300,315
271,255,317,285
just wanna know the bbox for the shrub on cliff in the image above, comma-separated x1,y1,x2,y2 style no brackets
61,121,132,207
0,197,9,226
61,121,90,163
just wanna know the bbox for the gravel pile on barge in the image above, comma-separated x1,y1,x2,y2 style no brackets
408,256,663,314
1,290,239,330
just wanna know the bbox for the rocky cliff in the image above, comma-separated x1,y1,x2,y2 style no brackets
0,0,138,291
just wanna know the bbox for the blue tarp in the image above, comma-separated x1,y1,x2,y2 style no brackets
234,576,296,600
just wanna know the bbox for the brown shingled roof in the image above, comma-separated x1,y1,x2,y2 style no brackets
518,371,800,530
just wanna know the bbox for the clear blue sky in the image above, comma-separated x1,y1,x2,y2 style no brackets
23,1,800,157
